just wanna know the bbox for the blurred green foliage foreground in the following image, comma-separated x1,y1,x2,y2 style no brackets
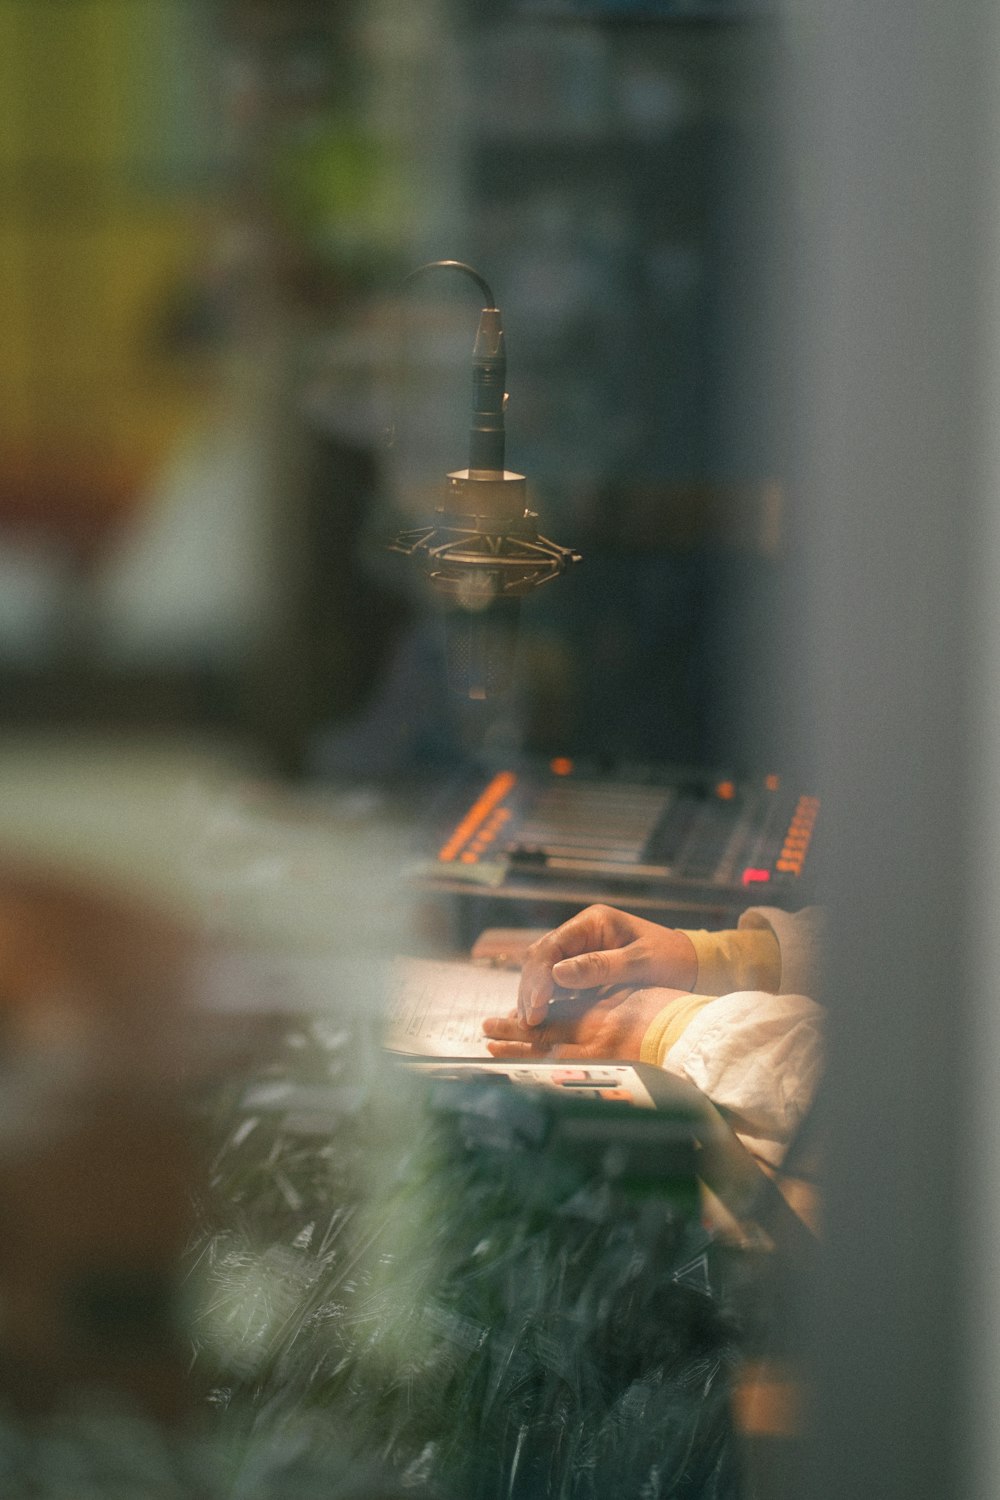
1,1014,763,1499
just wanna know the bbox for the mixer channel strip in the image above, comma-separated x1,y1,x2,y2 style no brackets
423,767,819,909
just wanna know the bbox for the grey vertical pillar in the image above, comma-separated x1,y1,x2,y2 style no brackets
783,2,990,1496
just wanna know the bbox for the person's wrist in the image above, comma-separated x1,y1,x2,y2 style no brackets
629,985,688,1060
653,931,697,990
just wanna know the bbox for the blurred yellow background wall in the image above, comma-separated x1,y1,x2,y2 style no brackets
0,0,214,558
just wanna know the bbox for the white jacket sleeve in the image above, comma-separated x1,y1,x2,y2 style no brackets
737,904,826,998
662,988,824,1166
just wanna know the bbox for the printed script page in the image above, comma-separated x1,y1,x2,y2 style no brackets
385,958,520,1057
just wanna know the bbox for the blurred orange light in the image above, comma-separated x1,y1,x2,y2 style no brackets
765,774,780,792
438,771,517,862
716,780,736,800
550,757,574,777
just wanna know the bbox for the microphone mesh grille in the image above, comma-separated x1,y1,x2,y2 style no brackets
444,599,521,699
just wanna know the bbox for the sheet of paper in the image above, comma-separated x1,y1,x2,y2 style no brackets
385,958,520,1057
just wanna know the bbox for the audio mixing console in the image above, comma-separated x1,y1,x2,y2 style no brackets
413,763,819,931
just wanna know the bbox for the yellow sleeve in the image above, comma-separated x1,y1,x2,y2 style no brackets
677,925,780,996
640,992,719,1066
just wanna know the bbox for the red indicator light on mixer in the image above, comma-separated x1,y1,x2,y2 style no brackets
742,868,771,885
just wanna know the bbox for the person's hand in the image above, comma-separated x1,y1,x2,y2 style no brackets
483,985,688,1062
516,905,697,1026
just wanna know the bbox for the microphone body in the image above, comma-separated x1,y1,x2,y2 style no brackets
393,468,580,700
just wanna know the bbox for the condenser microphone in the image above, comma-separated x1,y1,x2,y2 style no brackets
389,261,580,700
